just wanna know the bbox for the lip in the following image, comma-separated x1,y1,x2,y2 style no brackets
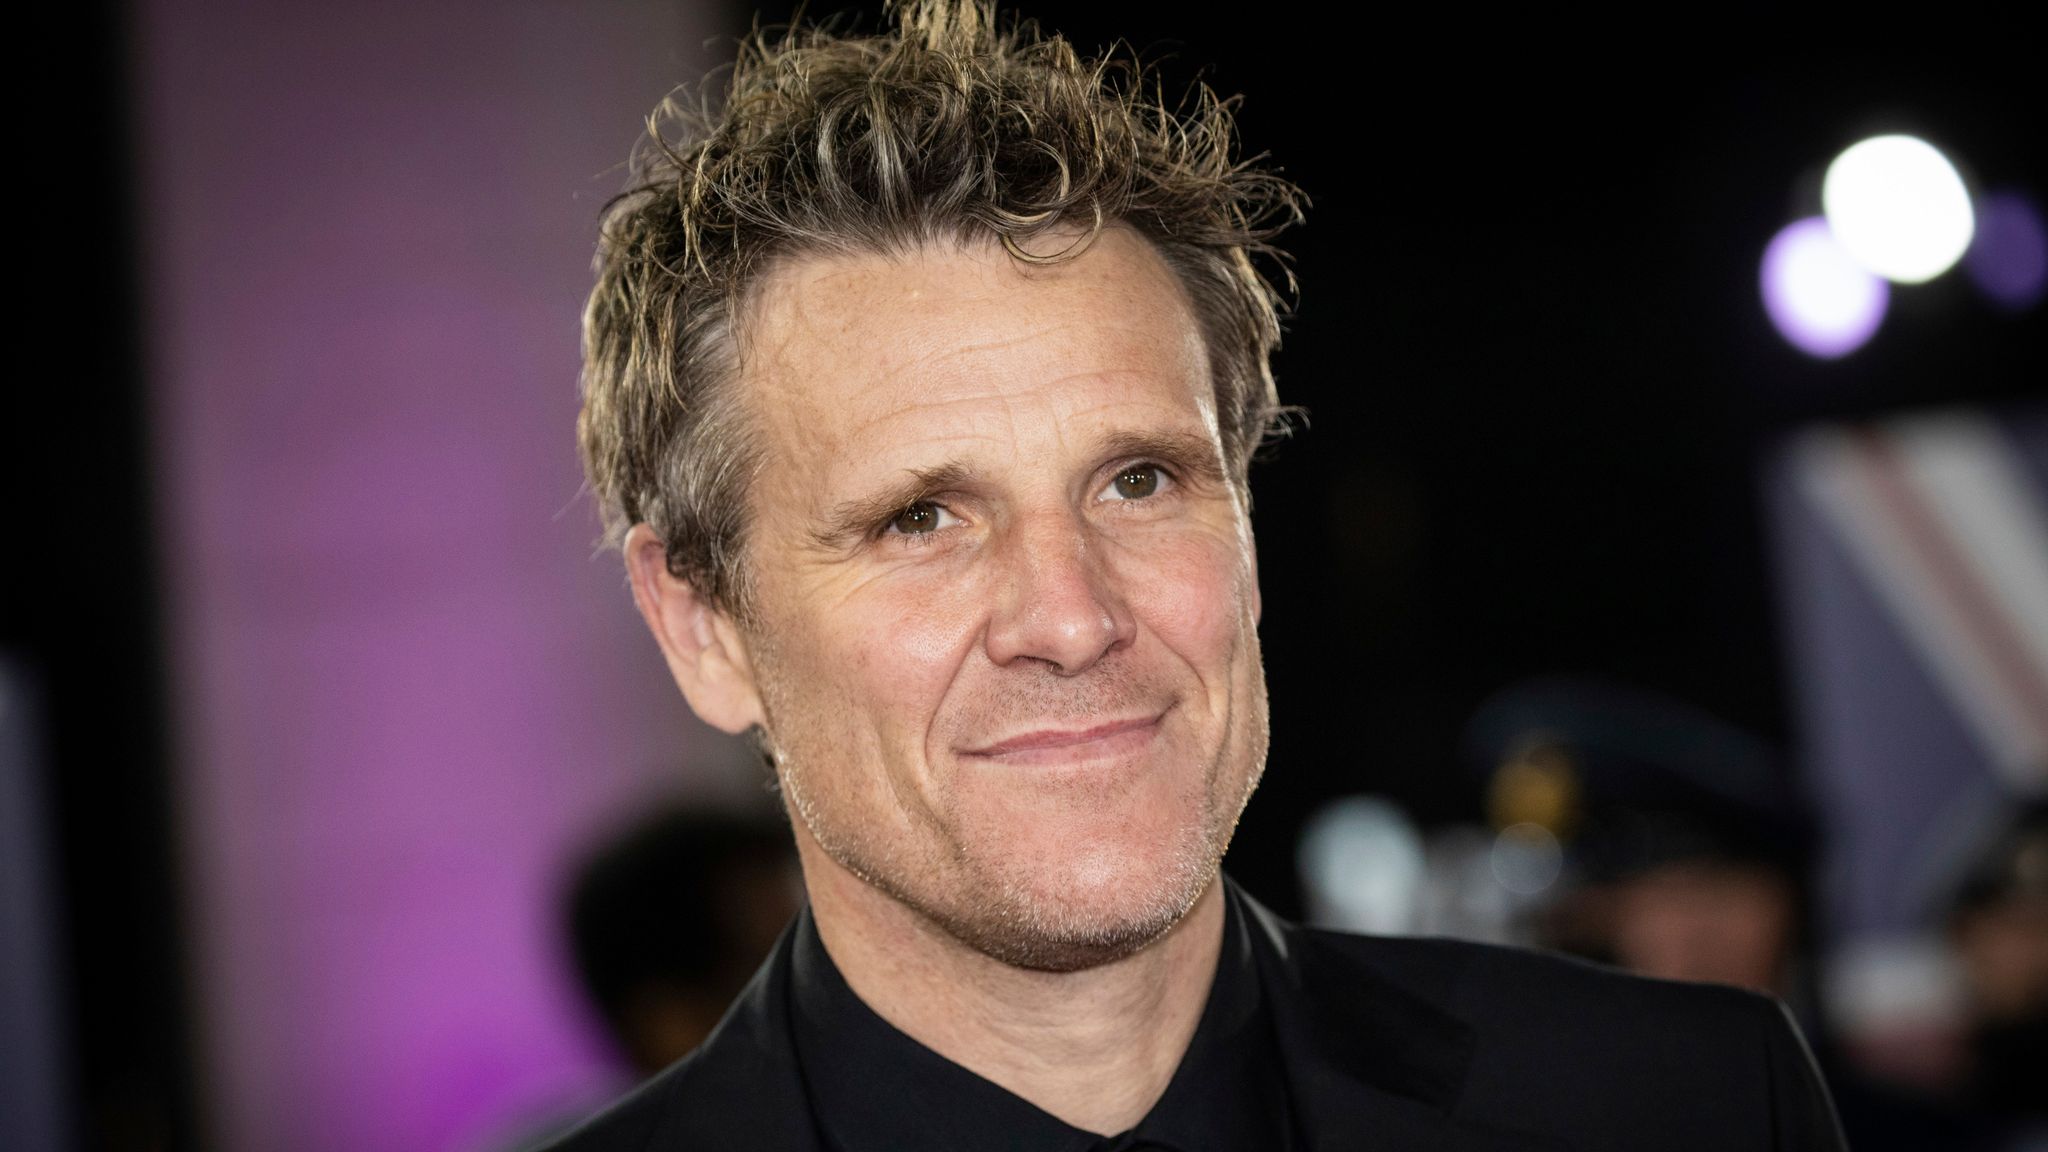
961,713,1166,761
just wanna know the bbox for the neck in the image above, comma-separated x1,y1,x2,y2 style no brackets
796,831,1225,1136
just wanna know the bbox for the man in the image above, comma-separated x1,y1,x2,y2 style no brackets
1465,678,1818,997
553,2,1845,1148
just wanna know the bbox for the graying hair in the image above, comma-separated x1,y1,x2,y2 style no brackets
580,0,1304,616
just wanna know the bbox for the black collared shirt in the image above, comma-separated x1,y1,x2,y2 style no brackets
789,892,1298,1152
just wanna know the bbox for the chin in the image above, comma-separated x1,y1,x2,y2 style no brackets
925,823,1221,973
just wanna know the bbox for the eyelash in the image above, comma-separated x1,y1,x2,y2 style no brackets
1103,461,1175,502
879,502,954,545
875,460,1178,542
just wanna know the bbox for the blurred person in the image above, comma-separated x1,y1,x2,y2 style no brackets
550,3,1844,1148
1821,798,2048,1152
1465,678,1815,1000
1946,801,2048,1136
1466,678,2044,1152
483,809,801,1152
567,808,801,1074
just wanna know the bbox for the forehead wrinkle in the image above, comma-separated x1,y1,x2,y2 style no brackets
743,242,1204,411
737,257,940,412
768,258,1193,371
838,365,1194,449
737,232,1221,540
909,305,1199,372
905,317,1096,365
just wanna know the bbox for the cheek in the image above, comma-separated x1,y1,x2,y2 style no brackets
781,561,990,746
1117,528,1255,665
862,571,989,677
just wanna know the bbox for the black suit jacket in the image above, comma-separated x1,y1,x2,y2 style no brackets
548,882,1844,1151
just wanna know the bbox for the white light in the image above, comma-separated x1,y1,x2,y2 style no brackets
1761,217,1889,359
1823,134,1975,284
1298,796,1425,935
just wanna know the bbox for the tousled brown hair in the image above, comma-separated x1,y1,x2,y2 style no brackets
580,0,1303,615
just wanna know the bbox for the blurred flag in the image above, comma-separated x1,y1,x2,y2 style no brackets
1771,408,2048,942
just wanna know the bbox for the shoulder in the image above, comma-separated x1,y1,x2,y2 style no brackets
539,1055,699,1152
1296,923,1799,1075
539,919,818,1152
1253,901,1851,1139
539,1018,810,1152
1302,925,1784,1040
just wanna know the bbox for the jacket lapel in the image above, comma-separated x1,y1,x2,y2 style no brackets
646,915,826,1152
1235,886,1569,1152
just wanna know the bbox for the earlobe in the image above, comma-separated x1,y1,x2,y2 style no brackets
623,524,766,734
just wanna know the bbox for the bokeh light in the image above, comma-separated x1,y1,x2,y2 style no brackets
1488,822,1563,895
1298,795,1426,934
1963,189,2048,311
1822,135,1976,284
1761,216,1890,359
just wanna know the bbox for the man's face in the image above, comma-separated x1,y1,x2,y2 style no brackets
730,228,1268,970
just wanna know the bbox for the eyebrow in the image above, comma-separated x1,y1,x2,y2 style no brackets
813,461,974,550
1095,429,1231,487
808,427,1230,550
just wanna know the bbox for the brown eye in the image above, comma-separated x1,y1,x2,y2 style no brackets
890,501,943,534
1111,465,1161,499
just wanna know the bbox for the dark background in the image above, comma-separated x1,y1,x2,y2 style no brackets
10,2,2043,1147
14,2,198,1148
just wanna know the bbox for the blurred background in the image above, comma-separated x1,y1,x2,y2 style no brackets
4,2,2042,1150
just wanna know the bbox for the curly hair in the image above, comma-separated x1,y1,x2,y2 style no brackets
580,0,1303,616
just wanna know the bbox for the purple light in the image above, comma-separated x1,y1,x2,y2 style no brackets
137,3,726,1150
1761,217,1890,359
1964,190,2048,312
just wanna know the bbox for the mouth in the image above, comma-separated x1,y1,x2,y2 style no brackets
959,711,1168,765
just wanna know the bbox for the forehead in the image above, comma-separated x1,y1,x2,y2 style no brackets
735,229,1216,492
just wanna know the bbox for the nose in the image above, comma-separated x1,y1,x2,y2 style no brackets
983,507,1136,675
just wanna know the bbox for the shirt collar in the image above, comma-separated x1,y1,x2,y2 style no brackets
788,885,1292,1152
1125,888,1293,1151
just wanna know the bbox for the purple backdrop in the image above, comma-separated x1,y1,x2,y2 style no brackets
131,3,754,1149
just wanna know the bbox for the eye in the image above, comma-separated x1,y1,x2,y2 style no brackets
886,500,958,535
1104,463,1165,501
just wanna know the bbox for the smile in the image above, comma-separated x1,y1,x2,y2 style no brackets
960,712,1167,764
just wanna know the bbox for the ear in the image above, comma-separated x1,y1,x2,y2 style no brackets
1244,517,1263,626
623,523,765,734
